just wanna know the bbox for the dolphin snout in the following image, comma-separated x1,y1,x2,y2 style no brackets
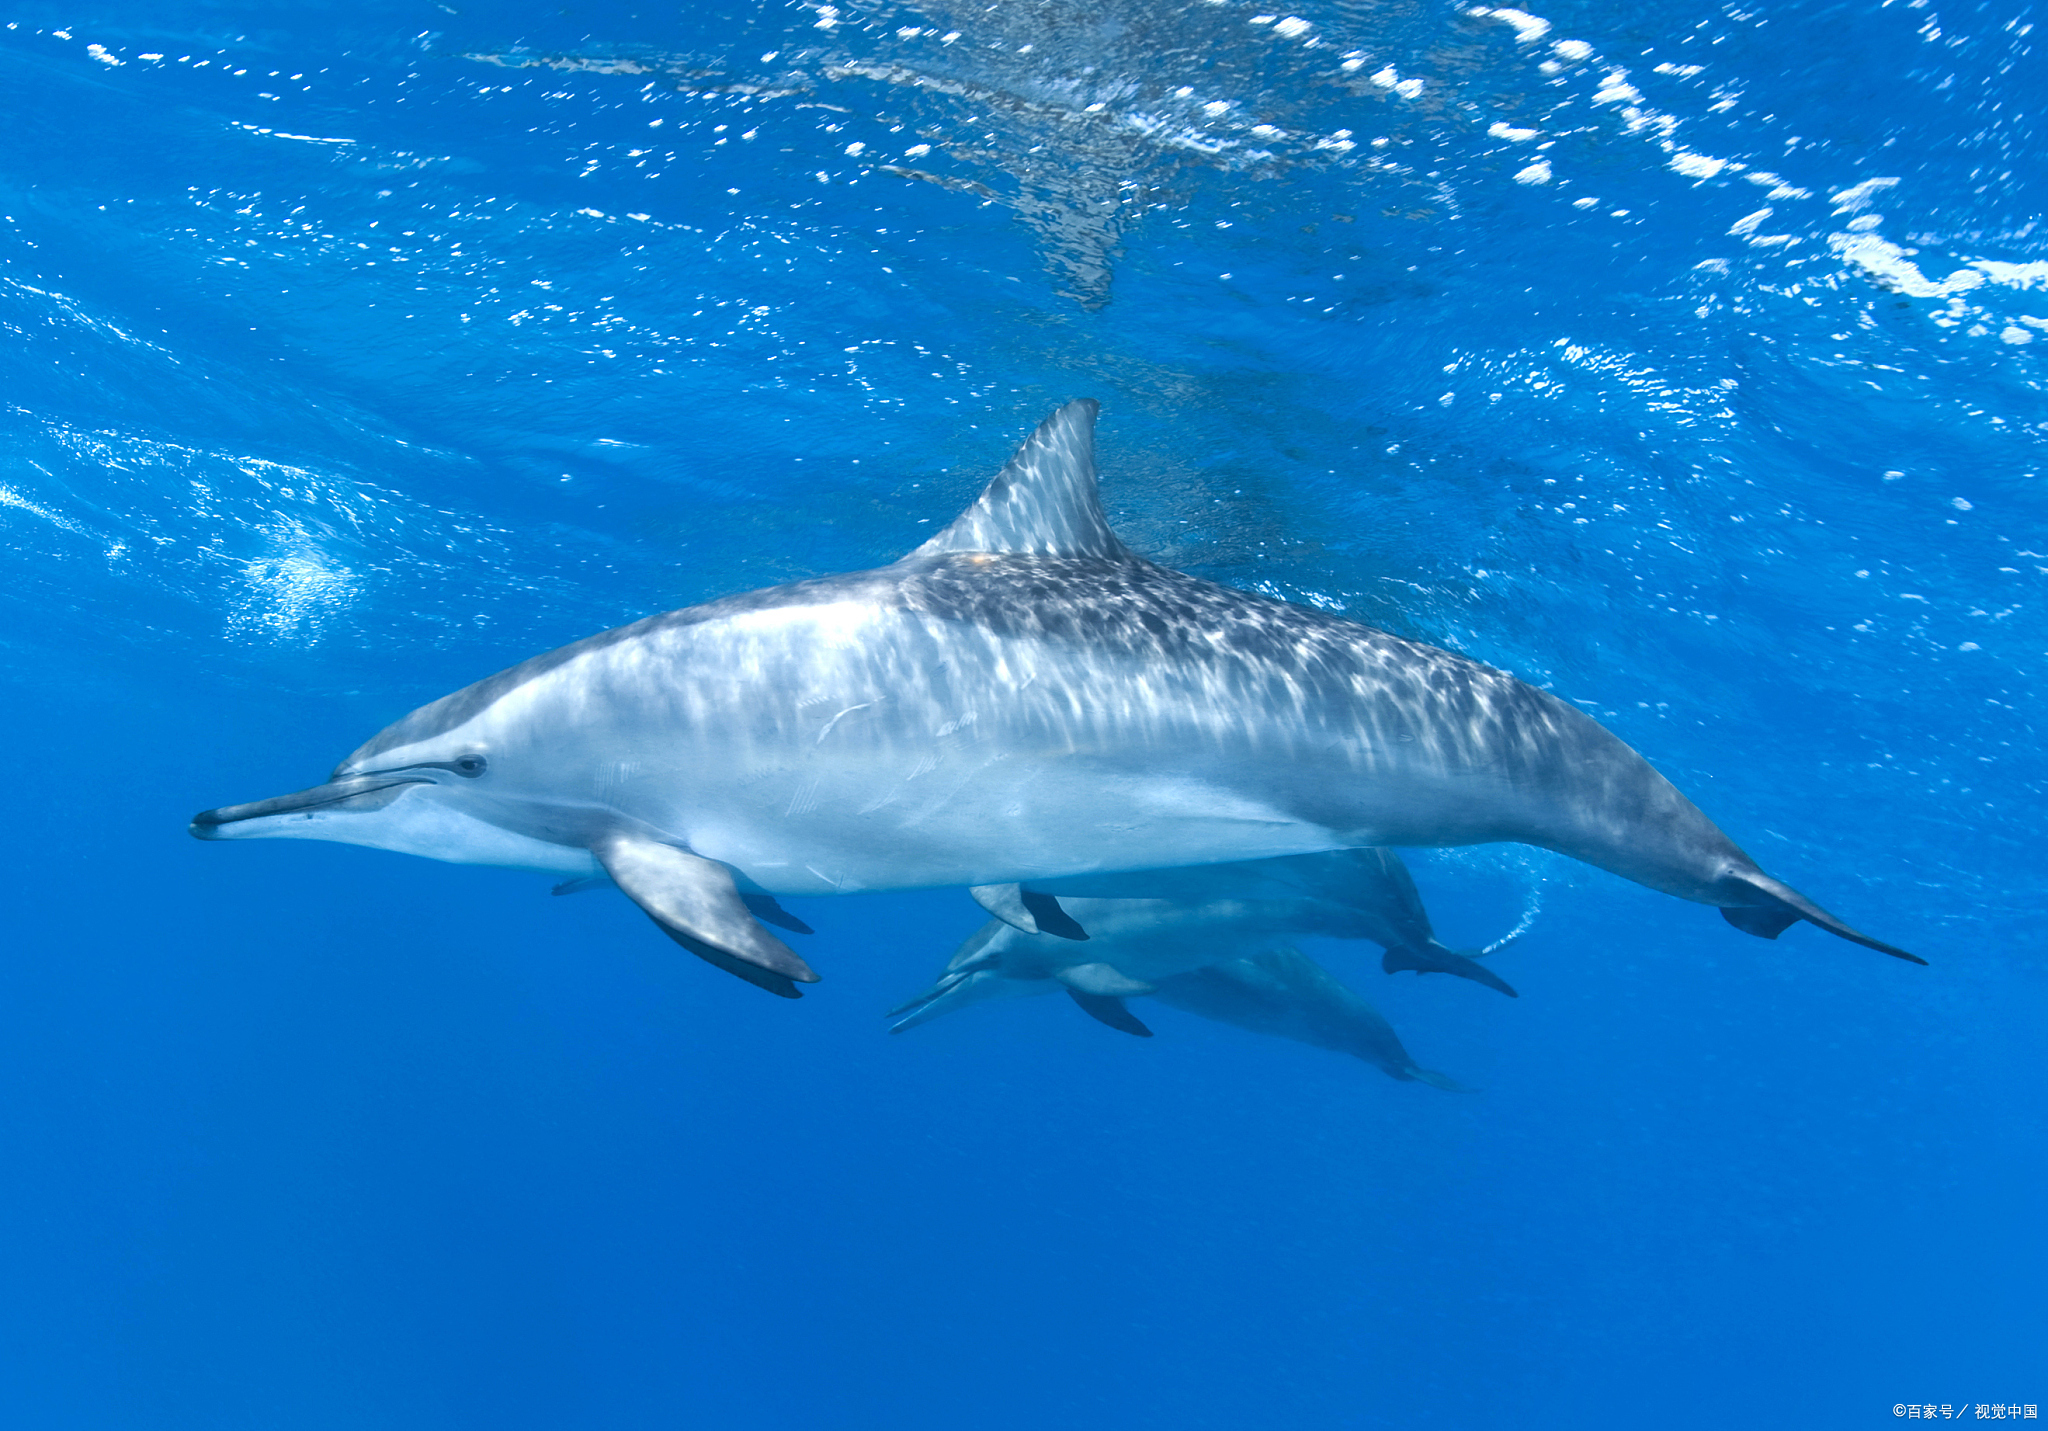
188,775,431,839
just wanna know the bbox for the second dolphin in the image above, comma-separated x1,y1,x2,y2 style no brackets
890,850,1501,1088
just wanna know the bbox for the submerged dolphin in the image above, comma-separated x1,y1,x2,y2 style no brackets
1150,950,1468,1088
888,853,1478,1087
904,941,1468,1090
1154,950,1470,1088
987,845,1519,997
191,400,1918,997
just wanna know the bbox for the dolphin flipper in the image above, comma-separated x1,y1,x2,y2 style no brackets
592,832,820,998
970,884,1089,940
555,875,815,938
1066,989,1154,1037
1381,941,1519,998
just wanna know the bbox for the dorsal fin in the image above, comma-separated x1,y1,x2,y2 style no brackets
911,399,1125,560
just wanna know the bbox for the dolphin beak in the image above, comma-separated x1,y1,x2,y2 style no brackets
188,775,432,839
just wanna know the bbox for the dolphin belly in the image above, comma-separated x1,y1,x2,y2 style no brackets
676,757,1342,895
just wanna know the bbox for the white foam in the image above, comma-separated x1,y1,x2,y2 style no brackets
229,543,360,645
1668,151,1726,180
1971,259,2048,290
0,485,94,538
1829,176,1898,213
1470,7,1552,42
1369,65,1425,98
1833,233,1984,299
1592,70,1642,105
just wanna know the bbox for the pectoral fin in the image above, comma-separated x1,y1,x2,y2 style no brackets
592,832,820,998
969,884,1089,940
1066,990,1153,1038
1057,962,1156,998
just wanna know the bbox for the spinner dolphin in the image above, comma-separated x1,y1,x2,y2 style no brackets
896,923,1469,1089
888,849,1500,1088
191,400,1918,996
979,845,1520,997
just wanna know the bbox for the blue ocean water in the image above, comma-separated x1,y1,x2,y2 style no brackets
1,1,2042,1426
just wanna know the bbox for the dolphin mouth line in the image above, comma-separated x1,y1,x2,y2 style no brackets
188,775,433,837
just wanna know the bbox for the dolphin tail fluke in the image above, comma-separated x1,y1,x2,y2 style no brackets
970,883,1089,940
1720,872,1924,965
674,940,807,999
1404,1066,1479,1093
740,893,816,936
1381,941,1519,998
592,831,821,997
1067,990,1154,1037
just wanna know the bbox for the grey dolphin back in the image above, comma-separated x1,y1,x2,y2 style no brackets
910,399,1126,560
592,832,821,998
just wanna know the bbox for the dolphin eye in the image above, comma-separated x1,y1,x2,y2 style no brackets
452,754,488,777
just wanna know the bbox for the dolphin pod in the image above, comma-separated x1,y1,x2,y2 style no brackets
889,850,1503,1089
191,400,1918,997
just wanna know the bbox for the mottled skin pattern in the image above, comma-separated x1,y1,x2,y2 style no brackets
321,548,1835,913
192,400,1917,981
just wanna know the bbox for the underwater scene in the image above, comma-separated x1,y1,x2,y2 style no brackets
0,0,2041,1426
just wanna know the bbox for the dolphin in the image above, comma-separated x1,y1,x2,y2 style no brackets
887,854,1478,1086
903,942,1469,1089
991,845,1520,997
1151,950,1472,1089
190,400,1918,997
888,848,1508,1032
